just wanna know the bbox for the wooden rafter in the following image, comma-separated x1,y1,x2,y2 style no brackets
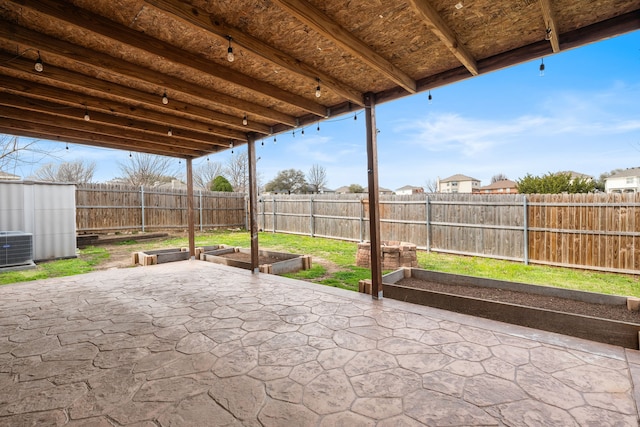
10,0,327,117
0,117,206,158
272,0,417,94
0,52,270,135
143,0,365,107
0,106,212,154
0,93,228,150
539,0,561,53
0,76,247,142
0,22,296,127
408,0,478,76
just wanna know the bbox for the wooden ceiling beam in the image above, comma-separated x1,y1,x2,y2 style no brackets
0,92,229,150
0,51,270,135
10,0,327,117
272,0,417,93
408,0,478,76
0,106,214,155
0,22,296,127
0,118,206,158
144,0,365,107
0,75,248,142
539,0,561,53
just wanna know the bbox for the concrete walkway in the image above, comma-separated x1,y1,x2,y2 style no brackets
0,260,639,426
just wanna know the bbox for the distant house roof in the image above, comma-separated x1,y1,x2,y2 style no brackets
0,170,20,181
556,170,593,179
439,174,480,183
365,187,394,194
396,185,423,192
608,167,640,179
478,179,517,190
334,186,351,194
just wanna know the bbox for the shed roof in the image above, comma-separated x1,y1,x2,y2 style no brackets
0,0,638,158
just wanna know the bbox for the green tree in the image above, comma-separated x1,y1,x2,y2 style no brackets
348,183,365,193
516,172,595,194
211,175,233,192
264,169,307,194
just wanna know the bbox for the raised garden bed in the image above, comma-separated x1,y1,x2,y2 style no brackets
133,245,222,266
201,247,311,275
367,268,640,349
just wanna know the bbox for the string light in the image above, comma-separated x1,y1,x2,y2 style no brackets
167,128,172,136
545,28,552,41
65,142,69,150
34,51,43,72
129,152,132,158
353,113,357,121
539,58,545,77
301,128,305,135
261,139,264,146
242,114,248,126
315,78,321,98
273,136,277,144
292,130,295,138
83,109,90,121
226,36,234,62
207,156,210,162
428,91,433,104
162,91,169,105
316,122,320,132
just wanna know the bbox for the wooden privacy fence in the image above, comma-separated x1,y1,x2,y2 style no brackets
258,193,640,275
76,183,246,233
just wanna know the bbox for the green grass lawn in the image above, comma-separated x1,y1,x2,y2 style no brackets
1,230,639,297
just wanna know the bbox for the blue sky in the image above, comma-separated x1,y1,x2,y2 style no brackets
4,30,640,191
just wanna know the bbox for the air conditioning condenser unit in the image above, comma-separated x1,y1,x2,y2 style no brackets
0,231,34,268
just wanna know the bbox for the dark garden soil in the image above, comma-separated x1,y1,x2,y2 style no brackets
397,277,640,324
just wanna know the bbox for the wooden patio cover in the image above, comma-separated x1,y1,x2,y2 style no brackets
0,0,638,296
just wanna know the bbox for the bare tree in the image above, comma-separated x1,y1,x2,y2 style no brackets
225,150,249,193
424,178,438,193
491,173,508,183
193,160,225,190
31,160,96,183
0,135,58,175
117,153,177,186
307,164,327,193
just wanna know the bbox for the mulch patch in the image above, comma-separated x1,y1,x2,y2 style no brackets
397,277,640,324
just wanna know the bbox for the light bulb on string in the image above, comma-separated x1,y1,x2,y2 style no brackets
242,114,248,126
34,51,43,72
273,136,277,145
129,152,132,158
301,128,305,136
428,91,432,104
162,91,169,105
226,36,234,62
65,142,69,151
539,58,545,77
292,130,295,138
167,128,172,136
315,78,321,98
84,109,90,121
261,139,264,146
353,113,357,121
316,122,320,132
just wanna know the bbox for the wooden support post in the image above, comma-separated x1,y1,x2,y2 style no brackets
365,92,383,300
186,157,196,259
248,134,260,273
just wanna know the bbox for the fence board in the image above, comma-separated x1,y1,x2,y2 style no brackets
76,183,245,232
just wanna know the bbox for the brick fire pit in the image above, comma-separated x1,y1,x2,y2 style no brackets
356,241,417,270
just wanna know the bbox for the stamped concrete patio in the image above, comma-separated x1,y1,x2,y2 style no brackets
0,260,639,426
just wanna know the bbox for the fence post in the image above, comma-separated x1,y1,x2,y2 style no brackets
199,190,203,231
260,198,265,231
359,197,364,242
245,195,249,231
140,185,145,232
426,194,431,252
272,196,277,233
523,195,529,265
310,197,315,237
